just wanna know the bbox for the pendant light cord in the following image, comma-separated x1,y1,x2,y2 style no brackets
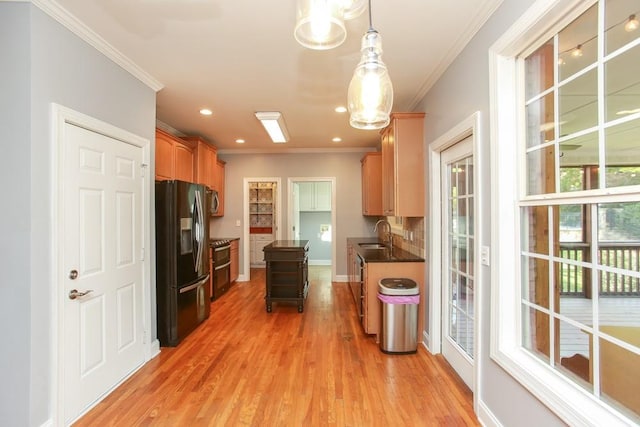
368,0,373,31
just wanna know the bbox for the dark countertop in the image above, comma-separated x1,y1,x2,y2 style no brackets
347,237,424,263
264,240,309,250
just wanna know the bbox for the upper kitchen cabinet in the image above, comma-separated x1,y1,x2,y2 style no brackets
214,159,225,217
181,136,217,191
155,128,195,182
298,181,331,211
361,152,382,216
381,112,425,217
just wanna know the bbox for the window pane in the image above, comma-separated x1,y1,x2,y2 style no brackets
557,319,593,390
522,256,550,309
598,201,640,241
522,304,551,362
605,44,640,122
526,93,556,148
521,206,551,254
525,39,554,100
457,161,468,196
598,335,640,420
527,146,557,195
559,69,598,136
558,4,598,80
559,203,584,241
605,0,640,54
558,132,599,175
604,119,640,188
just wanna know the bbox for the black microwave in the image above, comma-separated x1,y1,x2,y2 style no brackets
206,189,219,216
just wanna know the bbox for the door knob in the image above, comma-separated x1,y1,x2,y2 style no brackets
69,289,93,300
69,269,78,280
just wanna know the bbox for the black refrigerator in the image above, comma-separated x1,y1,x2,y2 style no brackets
155,180,210,347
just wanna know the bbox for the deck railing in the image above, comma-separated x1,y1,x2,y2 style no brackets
559,242,640,296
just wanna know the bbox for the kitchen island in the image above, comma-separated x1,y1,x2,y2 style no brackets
263,240,309,313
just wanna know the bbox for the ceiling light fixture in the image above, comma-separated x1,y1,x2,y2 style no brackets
571,44,583,58
339,0,367,20
332,137,342,142
255,112,289,143
294,0,346,50
347,0,393,130
235,139,245,144
625,14,639,32
199,108,213,116
335,106,347,113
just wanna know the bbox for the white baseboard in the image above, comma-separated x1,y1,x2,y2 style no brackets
149,339,161,360
334,274,348,282
477,399,502,427
40,419,54,427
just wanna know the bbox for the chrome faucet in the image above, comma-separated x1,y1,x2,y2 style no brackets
374,219,393,251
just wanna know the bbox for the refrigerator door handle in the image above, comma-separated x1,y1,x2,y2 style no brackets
179,274,210,294
193,189,205,271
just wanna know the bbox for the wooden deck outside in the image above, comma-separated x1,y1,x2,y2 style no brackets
74,266,478,426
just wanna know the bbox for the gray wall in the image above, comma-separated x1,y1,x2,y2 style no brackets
300,211,332,262
212,152,379,277
418,0,564,425
0,4,157,425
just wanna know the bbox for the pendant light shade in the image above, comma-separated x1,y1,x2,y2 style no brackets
339,0,367,20
348,28,393,129
294,0,346,50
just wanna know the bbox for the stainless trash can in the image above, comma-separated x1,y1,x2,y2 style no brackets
378,278,419,354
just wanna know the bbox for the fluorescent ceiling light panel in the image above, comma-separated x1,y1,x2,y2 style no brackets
255,112,289,143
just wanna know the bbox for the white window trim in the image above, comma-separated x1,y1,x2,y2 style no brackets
489,0,638,425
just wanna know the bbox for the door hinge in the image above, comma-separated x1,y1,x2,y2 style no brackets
140,163,148,178
140,247,145,261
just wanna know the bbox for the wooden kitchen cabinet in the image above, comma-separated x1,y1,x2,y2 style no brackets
230,239,239,283
155,128,195,182
361,152,382,216
182,136,217,190
213,159,225,217
298,181,331,211
381,112,425,217
363,261,424,340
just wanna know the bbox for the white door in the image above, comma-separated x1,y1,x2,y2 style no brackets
62,123,145,423
441,137,475,390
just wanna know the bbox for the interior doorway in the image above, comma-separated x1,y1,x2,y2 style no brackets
243,177,282,281
288,177,337,281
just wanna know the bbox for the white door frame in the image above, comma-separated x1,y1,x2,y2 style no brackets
427,111,482,410
287,177,337,280
242,177,282,281
51,104,154,425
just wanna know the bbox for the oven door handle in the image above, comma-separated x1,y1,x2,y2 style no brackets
179,275,210,294
214,244,231,252
214,261,231,271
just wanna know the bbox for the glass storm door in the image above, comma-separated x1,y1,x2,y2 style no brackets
441,136,475,390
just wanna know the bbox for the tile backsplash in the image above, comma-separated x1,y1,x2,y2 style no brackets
375,216,425,258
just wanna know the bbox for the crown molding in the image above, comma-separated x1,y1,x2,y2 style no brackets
218,146,377,155
31,0,164,92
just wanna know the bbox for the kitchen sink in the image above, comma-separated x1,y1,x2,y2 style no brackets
359,243,387,249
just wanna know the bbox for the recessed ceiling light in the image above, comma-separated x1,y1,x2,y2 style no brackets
335,106,347,113
332,137,342,142
200,108,213,116
236,139,245,144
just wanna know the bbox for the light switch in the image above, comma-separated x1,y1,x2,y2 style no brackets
481,246,490,266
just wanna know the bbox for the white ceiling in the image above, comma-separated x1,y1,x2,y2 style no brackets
49,0,503,152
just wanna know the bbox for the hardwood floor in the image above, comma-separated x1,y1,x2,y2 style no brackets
75,266,478,426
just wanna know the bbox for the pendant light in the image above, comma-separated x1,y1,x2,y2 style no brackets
347,0,393,129
294,0,346,50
